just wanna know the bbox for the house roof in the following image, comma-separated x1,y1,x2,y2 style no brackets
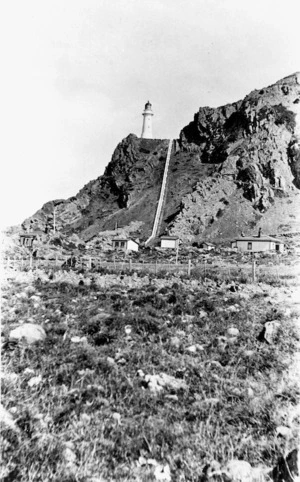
160,236,179,240
112,238,139,244
20,233,37,238
234,235,284,243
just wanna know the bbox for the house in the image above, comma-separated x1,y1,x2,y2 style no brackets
159,236,179,249
19,233,37,248
198,242,215,250
112,238,139,252
231,234,284,253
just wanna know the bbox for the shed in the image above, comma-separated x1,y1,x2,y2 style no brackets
231,235,284,253
159,236,179,249
112,238,139,252
19,233,37,247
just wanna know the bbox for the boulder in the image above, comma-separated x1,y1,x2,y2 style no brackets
258,321,280,344
9,323,46,344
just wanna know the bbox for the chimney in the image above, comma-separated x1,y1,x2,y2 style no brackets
258,228,262,238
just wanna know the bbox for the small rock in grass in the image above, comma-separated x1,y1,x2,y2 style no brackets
225,459,252,481
9,323,46,344
28,375,42,387
154,463,171,481
106,357,115,365
170,336,181,348
199,310,208,319
186,345,197,354
124,325,132,335
0,404,19,432
112,412,122,425
258,321,280,344
243,350,254,357
71,336,87,343
227,327,239,337
276,425,292,438
63,447,77,466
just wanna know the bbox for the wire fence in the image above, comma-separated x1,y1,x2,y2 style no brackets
2,256,299,283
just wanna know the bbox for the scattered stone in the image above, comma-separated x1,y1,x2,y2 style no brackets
144,373,187,393
258,321,281,344
124,325,132,335
227,327,239,337
71,336,88,343
199,310,208,319
9,323,46,344
170,336,181,348
28,375,42,387
224,460,252,481
272,446,300,481
112,412,122,425
106,357,115,365
154,463,171,481
0,404,19,432
243,350,254,357
276,425,292,438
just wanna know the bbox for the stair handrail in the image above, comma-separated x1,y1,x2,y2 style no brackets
145,139,173,246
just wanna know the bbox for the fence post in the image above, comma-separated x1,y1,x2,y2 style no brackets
129,259,132,272
29,255,33,270
252,259,256,283
89,256,92,270
204,260,207,283
188,259,191,277
155,259,158,275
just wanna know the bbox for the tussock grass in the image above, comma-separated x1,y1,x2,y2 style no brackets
1,268,300,481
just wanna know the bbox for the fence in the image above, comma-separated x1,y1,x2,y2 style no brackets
2,256,299,283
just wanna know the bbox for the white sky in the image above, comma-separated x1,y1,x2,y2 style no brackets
2,0,300,228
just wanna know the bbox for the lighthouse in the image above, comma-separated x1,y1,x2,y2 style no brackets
141,101,154,139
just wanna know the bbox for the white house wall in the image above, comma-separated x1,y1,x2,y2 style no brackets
127,240,139,251
161,239,177,249
236,240,280,252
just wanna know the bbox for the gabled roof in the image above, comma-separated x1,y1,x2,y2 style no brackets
235,235,284,243
112,238,139,244
20,233,37,238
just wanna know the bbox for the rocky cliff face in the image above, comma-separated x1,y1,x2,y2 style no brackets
22,72,300,245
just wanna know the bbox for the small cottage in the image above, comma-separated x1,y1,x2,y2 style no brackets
19,233,37,248
159,236,179,249
112,238,139,252
231,235,284,253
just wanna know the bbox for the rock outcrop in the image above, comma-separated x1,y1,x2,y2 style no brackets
21,73,300,245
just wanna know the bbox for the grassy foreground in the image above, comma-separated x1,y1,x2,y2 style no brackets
1,265,300,481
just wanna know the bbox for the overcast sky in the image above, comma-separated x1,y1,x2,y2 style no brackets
2,0,300,228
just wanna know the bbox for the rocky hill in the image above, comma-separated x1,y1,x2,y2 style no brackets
21,72,300,246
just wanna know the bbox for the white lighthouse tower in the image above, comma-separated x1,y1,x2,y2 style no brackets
141,101,154,139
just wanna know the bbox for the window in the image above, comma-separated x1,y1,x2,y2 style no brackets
120,241,126,248
247,242,252,250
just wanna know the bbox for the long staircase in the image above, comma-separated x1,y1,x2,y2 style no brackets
145,139,173,246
